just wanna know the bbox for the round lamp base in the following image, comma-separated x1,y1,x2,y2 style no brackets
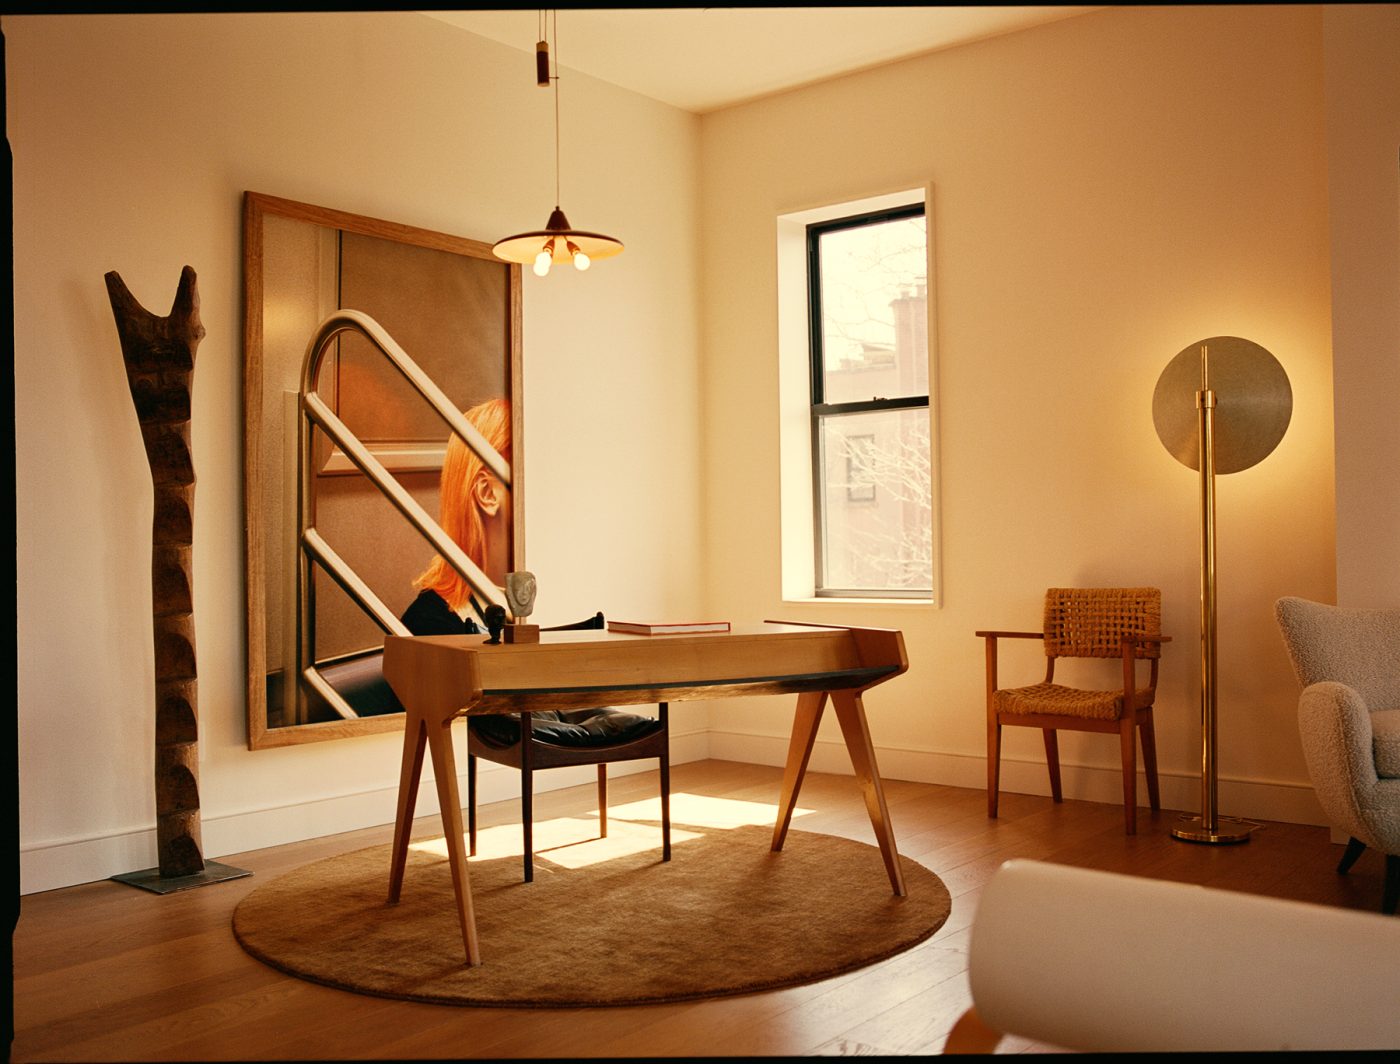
1171,814,1258,844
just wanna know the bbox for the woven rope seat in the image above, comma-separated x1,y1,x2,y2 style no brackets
993,682,1152,721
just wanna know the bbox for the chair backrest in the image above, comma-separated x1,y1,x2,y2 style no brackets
1042,587,1162,660
543,611,605,632
1275,596,1400,709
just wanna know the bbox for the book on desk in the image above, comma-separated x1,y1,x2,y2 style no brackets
606,619,732,635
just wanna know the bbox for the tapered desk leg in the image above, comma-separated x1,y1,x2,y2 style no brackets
772,691,827,851
424,717,481,966
831,690,906,896
388,713,428,903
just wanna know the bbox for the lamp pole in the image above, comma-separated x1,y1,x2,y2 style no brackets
1153,336,1292,845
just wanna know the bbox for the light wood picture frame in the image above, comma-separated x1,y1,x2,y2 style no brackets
242,192,523,749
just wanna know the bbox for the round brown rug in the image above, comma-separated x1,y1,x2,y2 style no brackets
232,823,951,1007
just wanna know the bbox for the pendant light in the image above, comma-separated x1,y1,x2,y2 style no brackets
492,10,623,276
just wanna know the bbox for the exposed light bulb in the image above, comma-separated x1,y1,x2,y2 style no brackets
533,243,554,277
569,241,590,271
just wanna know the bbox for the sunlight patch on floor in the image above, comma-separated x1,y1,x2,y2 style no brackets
407,818,697,866
406,792,815,868
632,791,815,828
537,820,698,869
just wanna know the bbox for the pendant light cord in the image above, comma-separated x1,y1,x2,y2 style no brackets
493,8,620,269
549,9,561,209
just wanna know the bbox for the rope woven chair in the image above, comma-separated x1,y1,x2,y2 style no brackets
977,587,1170,833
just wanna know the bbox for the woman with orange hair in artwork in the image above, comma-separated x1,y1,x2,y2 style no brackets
399,395,660,765
400,396,512,636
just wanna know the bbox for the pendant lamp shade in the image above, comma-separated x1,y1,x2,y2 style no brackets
493,207,624,275
492,11,621,276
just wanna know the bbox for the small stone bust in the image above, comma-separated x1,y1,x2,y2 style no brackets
505,571,537,622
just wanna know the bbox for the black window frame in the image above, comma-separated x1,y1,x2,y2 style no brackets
807,202,930,598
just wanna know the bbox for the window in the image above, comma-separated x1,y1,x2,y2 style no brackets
803,201,932,598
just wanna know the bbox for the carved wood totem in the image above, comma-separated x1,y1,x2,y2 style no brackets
105,266,207,878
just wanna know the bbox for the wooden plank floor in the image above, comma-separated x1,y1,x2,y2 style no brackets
11,758,1389,1061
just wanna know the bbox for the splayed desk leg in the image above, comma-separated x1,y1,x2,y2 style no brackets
772,691,827,852
832,690,906,896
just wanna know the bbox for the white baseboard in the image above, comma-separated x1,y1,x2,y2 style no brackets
19,730,710,895
20,726,1331,895
706,728,1331,828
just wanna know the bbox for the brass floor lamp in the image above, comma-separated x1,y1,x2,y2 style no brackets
1152,336,1292,844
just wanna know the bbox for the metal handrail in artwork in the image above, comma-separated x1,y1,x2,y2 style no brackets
293,308,509,722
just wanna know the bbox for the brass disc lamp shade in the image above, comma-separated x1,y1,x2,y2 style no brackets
1153,336,1292,845
492,11,622,276
1153,336,1292,474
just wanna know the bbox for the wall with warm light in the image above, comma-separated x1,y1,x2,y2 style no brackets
11,5,1396,894
1324,6,1400,610
10,11,703,892
697,4,1359,822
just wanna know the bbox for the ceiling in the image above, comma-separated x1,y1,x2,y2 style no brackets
422,7,1103,114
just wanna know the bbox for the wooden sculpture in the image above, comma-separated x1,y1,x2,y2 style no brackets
105,266,206,878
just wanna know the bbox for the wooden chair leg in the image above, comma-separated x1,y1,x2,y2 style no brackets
987,717,1002,818
518,767,532,879
1140,712,1161,812
660,703,671,862
984,637,1001,821
596,763,608,839
1120,716,1137,835
521,744,534,884
467,753,478,857
1043,729,1063,803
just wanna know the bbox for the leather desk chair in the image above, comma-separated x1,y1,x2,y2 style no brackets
466,612,672,882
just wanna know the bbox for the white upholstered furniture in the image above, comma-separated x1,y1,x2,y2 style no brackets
1275,596,1400,914
945,859,1400,1052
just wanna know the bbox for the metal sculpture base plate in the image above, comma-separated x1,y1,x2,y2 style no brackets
1171,815,1259,845
111,859,253,895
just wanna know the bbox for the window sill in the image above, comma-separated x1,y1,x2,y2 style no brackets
779,596,937,608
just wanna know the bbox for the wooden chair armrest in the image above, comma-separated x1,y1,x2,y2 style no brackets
978,631,1044,699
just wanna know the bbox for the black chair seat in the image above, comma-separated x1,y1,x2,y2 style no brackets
312,650,404,719
469,709,664,749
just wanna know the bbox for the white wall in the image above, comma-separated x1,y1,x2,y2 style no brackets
1324,4,1400,609
12,6,1398,895
697,5,1349,820
10,12,703,893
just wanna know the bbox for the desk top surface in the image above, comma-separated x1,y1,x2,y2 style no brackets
382,621,908,715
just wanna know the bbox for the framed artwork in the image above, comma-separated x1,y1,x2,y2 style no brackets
242,192,523,749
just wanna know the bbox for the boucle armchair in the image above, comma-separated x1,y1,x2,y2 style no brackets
1274,596,1400,914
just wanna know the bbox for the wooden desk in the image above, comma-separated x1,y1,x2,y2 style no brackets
382,621,909,965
